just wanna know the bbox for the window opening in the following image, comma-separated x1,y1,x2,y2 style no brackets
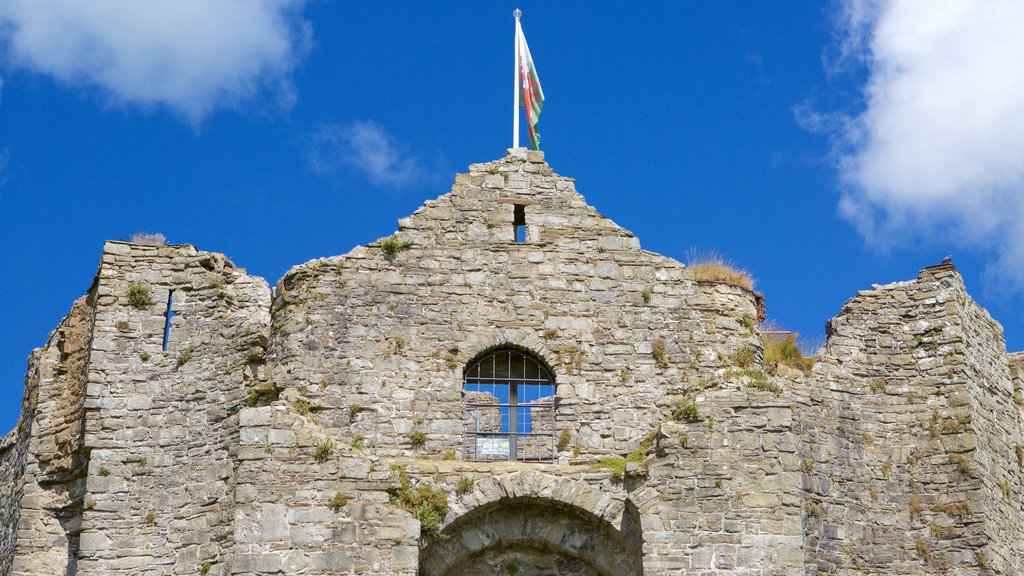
513,204,526,243
162,290,174,352
463,349,555,461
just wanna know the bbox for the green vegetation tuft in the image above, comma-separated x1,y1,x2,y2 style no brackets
763,335,815,375
127,283,155,309
381,235,412,256
389,465,448,538
594,428,657,481
176,346,194,367
352,434,365,450
673,400,701,422
730,345,757,368
455,476,474,495
409,430,427,448
314,440,334,463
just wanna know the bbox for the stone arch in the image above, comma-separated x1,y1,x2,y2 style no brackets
421,471,642,576
455,329,559,380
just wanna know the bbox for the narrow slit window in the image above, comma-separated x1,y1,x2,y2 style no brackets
162,290,174,352
513,204,526,243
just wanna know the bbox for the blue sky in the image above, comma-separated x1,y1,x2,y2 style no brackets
3,1,1024,433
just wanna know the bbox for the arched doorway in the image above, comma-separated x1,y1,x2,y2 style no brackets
420,497,643,576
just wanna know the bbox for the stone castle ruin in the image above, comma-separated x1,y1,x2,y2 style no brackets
1,149,1022,575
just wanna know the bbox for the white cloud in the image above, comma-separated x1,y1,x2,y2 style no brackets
821,0,1024,293
0,0,312,124
306,121,432,190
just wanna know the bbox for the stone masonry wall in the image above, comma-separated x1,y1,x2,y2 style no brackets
71,242,270,576
10,290,97,575
0,377,34,576
958,290,1024,574
227,150,808,575
795,263,1024,575
264,149,760,462
3,151,1023,575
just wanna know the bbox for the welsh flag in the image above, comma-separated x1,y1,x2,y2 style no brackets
516,19,544,150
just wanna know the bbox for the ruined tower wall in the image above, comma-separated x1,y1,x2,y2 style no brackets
8,291,96,575
0,381,35,576
64,242,270,576
796,264,1024,575
958,295,1024,574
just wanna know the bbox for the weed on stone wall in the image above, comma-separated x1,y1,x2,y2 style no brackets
381,235,412,256
351,435,365,450
685,249,754,290
730,346,756,368
935,500,970,521
914,537,931,562
127,283,155,309
673,400,700,423
594,428,658,481
651,338,668,369
329,491,348,511
455,477,473,495
909,496,923,519
176,346,194,367
388,465,448,538
762,335,815,375
409,431,427,449
314,440,334,462
556,429,571,452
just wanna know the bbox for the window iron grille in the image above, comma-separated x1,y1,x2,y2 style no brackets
462,349,556,462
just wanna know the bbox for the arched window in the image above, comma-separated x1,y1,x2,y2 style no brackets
463,349,555,462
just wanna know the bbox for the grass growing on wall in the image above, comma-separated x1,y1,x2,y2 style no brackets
763,334,815,375
685,249,754,291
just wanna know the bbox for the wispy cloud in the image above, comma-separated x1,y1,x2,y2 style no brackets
306,121,436,190
810,0,1024,294
0,0,313,125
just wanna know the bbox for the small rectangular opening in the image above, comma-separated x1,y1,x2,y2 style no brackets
513,204,526,243
162,290,174,352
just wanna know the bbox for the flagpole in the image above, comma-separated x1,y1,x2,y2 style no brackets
513,9,521,149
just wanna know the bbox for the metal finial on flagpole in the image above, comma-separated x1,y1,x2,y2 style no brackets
513,8,521,19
